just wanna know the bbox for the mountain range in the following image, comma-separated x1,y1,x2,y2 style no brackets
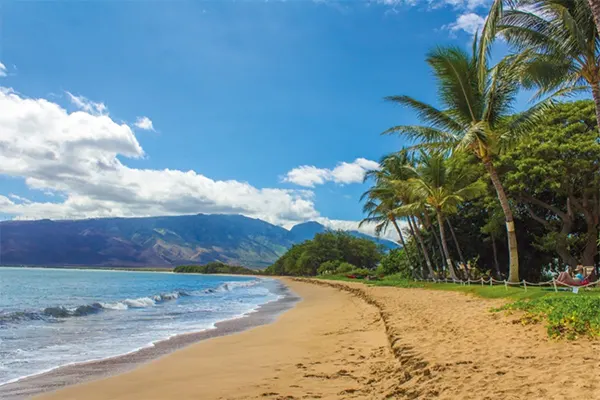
0,214,398,269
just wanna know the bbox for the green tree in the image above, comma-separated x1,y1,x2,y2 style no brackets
488,0,600,130
362,152,433,277
265,231,383,276
396,151,487,279
384,35,546,282
379,248,412,277
501,100,600,267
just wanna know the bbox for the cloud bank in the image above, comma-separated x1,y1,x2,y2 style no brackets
0,88,318,226
283,158,380,188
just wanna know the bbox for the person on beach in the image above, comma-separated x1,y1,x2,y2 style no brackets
555,265,591,286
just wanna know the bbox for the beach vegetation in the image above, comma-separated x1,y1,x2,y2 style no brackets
362,0,600,283
383,32,552,282
264,231,382,276
495,296,600,339
174,262,259,275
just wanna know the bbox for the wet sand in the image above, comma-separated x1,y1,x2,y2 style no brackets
0,280,298,399
35,278,398,399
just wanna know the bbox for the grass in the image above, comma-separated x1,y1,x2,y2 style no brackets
495,297,600,339
318,274,600,339
320,274,600,300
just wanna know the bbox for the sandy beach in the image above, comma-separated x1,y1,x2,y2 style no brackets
28,278,600,399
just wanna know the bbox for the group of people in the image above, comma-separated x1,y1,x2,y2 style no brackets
555,265,597,286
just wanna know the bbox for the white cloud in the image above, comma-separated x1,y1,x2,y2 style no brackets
0,88,319,226
315,217,408,242
66,91,108,115
134,116,154,131
8,194,31,204
0,62,6,77
283,158,380,188
282,165,331,188
444,12,486,36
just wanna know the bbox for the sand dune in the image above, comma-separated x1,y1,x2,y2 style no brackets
39,278,600,399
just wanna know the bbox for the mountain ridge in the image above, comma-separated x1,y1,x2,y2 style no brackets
0,214,397,269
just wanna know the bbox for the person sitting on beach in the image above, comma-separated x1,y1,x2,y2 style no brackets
556,265,587,286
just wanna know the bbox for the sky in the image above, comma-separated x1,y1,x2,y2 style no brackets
0,0,497,239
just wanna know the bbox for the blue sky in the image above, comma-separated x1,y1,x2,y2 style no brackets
0,0,503,235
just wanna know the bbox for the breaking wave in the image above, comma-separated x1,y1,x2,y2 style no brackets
0,279,262,326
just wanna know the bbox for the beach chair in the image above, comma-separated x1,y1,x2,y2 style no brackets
582,266,598,287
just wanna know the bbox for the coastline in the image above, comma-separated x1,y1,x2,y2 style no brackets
25,278,600,400
0,279,298,400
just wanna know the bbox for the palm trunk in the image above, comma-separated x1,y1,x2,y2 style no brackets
588,0,600,47
437,212,458,280
422,213,447,273
410,215,435,278
484,159,519,283
591,80,600,136
447,218,467,267
391,217,416,269
491,234,501,278
407,216,426,276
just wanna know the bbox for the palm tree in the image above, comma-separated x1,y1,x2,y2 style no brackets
362,154,424,274
363,153,437,278
395,151,487,280
384,35,546,282
360,183,410,251
485,0,600,130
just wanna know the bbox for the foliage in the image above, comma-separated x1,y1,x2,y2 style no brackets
317,260,341,275
378,248,412,277
346,268,372,277
496,297,600,339
501,100,600,267
174,262,258,275
382,31,552,282
264,231,383,276
335,262,356,274
497,0,598,102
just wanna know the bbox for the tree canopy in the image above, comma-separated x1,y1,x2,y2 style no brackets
264,231,384,276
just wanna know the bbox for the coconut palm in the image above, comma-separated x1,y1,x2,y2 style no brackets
484,0,599,129
363,153,437,278
360,183,410,250
395,151,487,280
360,152,429,276
383,34,547,282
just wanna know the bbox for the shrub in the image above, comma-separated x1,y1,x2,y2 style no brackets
378,248,411,278
318,260,341,275
335,262,355,274
347,268,371,277
495,296,600,340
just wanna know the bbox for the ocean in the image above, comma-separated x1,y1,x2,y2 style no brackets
0,267,283,387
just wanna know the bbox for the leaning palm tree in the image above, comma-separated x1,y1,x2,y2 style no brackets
483,0,599,129
363,153,437,278
395,151,487,280
362,154,424,273
360,183,410,250
384,35,546,282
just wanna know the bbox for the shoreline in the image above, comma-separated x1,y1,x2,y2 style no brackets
0,279,299,400
34,278,397,400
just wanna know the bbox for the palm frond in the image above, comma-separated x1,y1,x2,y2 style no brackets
384,96,464,133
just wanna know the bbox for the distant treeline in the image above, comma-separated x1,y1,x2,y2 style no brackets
174,262,258,275
264,231,384,276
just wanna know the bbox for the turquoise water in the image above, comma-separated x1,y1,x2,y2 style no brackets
0,267,281,386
